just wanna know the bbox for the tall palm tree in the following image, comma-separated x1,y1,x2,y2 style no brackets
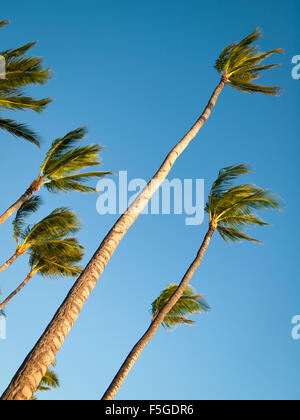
101,164,282,400
0,21,51,145
0,202,83,311
31,362,59,400
0,29,283,400
0,197,81,273
0,127,112,226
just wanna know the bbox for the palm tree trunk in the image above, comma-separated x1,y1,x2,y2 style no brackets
0,179,42,227
0,249,21,274
102,224,216,400
1,77,226,401
0,271,35,312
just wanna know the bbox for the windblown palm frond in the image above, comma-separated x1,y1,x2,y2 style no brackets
152,284,210,330
0,119,40,146
215,28,283,95
0,22,51,145
13,196,41,241
12,203,84,277
206,164,282,243
36,127,113,193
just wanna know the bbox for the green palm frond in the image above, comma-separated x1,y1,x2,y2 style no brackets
41,127,88,173
0,26,51,145
22,208,81,244
206,164,282,243
34,127,112,194
13,196,41,241
152,284,210,330
44,172,111,193
32,364,59,399
0,119,40,146
215,28,283,95
0,92,50,113
37,368,59,390
13,203,84,278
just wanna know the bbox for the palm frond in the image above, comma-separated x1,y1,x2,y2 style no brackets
38,368,59,390
13,196,41,241
23,208,81,244
0,33,51,145
206,164,282,244
41,127,88,174
152,284,210,330
0,119,40,146
44,171,112,193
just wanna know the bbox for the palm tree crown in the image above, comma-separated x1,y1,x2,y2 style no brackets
152,284,210,329
206,164,282,242
36,127,112,194
0,199,83,311
14,197,83,277
0,21,51,145
215,28,283,95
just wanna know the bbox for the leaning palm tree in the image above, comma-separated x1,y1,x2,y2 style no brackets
0,127,112,226
1,29,283,400
0,235,83,312
101,164,282,400
103,284,210,399
31,362,59,400
0,203,83,311
0,197,81,274
0,21,51,145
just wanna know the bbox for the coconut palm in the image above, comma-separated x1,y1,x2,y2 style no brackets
1,29,283,400
31,362,59,400
0,21,51,145
0,237,83,312
0,202,83,311
102,164,282,400
0,196,81,274
102,285,210,400
0,127,112,226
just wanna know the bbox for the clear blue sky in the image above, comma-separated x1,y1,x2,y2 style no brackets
0,0,299,400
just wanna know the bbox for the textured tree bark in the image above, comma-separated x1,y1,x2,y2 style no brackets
0,249,22,274
0,179,42,227
102,225,215,400
1,77,226,401
0,271,35,311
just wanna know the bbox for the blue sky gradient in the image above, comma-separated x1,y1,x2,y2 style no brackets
0,0,299,400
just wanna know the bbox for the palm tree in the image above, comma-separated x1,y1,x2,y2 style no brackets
0,202,83,311
31,362,59,400
0,29,283,400
0,196,81,273
101,164,282,400
0,127,112,226
0,21,51,145
103,284,210,401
